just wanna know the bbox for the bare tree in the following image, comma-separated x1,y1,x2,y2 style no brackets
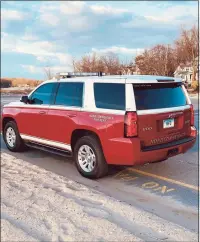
135,44,177,76
73,52,124,75
73,52,104,73
134,25,198,78
100,52,121,74
43,66,53,80
175,25,198,82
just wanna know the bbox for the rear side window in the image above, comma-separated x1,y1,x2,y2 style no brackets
133,83,187,110
55,82,83,107
30,83,55,105
94,83,125,110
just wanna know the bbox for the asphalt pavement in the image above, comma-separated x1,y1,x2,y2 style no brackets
0,94,199,233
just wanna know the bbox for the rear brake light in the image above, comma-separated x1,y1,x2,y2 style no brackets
190,104,194,126
124,111,138,137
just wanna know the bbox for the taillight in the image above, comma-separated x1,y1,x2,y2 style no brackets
190,104,194,126
124,111,138,137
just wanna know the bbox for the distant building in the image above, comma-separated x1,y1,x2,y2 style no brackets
120,64,140,75
174,62,193,83
195,56,199,81
174,57,199,84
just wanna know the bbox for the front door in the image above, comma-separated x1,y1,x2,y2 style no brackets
17,82,57,139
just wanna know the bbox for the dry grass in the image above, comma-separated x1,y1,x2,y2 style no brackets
1,77,43,88
1,88,34,95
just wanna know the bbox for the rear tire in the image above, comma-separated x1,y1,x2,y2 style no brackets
3,121,25,152
74,136,108,179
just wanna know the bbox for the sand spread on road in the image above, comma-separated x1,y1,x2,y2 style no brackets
1,152,197,241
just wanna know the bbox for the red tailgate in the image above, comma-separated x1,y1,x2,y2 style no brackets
137,108,191,148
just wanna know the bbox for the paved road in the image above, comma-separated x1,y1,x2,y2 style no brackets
1,94,199,233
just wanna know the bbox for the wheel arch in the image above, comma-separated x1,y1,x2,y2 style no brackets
2,117,16,131
71,129,102,152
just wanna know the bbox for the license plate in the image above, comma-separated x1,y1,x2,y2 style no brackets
163,118,174,128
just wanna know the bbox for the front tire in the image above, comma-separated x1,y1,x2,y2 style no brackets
74,136,108,179
3,121,25,152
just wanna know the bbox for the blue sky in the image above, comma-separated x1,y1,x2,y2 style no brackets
1,1,198,79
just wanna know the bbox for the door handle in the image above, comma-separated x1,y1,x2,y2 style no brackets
39,111,46,114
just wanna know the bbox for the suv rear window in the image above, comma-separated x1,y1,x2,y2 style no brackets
94,83,125,110
133,83,187,110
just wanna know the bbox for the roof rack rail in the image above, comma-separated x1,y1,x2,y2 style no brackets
55,72,106,79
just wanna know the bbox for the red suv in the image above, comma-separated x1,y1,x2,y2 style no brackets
2,73,197,178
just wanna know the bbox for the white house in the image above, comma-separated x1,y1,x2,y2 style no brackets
195,56,199,81
120,64,140,75
174,57,199,84
174,62,193,83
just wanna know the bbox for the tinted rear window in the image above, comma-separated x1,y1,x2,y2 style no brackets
94,83,125,110
133,83,187,110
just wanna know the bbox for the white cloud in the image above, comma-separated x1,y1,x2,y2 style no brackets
164,4,197,19
15,41,57,56
121,16,169,29
38,1,92,31
36,56,48,62
90,5,128,15
144,16,173,23
144,4,197,23
49,65,73,73
1,9,27,21
1,32,16,52
21,33,39,41
39,13,60,26
21,65,42,74
2,32,73,73
56,53,73,65
60,1,86,15
92,46,144,56
67,16,91,31
21,64,73,75
39,3,59,13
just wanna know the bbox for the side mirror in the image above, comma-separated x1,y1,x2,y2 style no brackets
20,95,29,104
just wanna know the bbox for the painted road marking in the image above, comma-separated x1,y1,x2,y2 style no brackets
115,168,198,192
114,168,198,208
115,170,176,195
141,182,175,194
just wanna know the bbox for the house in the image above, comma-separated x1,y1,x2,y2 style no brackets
174,62,193,84
174,57,199,84
120,64,140,75
195,56,199,81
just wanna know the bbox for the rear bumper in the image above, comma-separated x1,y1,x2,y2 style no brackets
141,136,196,152
133,136,196,165
104,126,197,165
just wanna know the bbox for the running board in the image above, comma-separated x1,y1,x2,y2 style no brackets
25,141,73,157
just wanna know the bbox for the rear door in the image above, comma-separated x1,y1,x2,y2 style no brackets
45,82,83,146
133,82,191,148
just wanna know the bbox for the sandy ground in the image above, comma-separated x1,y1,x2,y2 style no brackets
1,152,197,242
1,87,34,95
